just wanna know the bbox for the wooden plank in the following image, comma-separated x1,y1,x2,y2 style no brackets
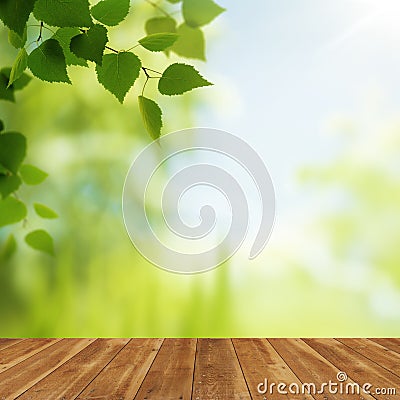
369,338,400,354
232,338,314,400
18,338,129,400
76,338,163,400
134,338,196,400
0,338,95,399
192,339,251,400
304,338,400,400
0,338,25,352
337,338,400,378
0,338,61,373
269,339,376,400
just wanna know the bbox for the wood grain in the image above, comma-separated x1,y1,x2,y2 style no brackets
369,338,400,354
0,338,95,399
192,339,251,400
17,338,129,400
233,338,314,400
0,339,25,352
0,338,398,399
269,338,375,400
337,338,400,377
134,338,196,400
0,338,61,373
77,338,163,400
304,338,400,400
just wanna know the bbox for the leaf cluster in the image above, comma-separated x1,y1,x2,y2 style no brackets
0,121,56,258
1,0,225,139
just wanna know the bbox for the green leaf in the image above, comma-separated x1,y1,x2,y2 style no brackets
158,63,212,96
182,0,225,28
145,17,177,35
171,24,205,60
139,33,178,52
53,28,88,67
0,234,17,261
20,164,48,185
0,132,26,174
25,229,54,256
96,52,141,103
8,48,28,88
8,26,27,49
70,24,108,65
0,72,14,102
0,0,37,36
28,39,71,83
0,175,22,199
34,203,58,219
145,17,177,55
0,197,27,227
1,68,31,91
166,0,181,3
91,0,129,26
33,0,92,28
138,96,163,140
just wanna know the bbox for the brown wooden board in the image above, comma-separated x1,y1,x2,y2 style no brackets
77,338,163,400
192,339,251,400
304,338,400,400
269,338,376,400
0,338,61,373
369,338,400,354
134,338,197,400
0,339,25,352
18,338,129,400
0,338,95,399
337,338,400,378
233,338,314,400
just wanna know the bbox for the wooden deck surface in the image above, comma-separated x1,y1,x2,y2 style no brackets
0,338,399,399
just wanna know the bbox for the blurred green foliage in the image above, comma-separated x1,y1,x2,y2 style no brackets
0,1,399,337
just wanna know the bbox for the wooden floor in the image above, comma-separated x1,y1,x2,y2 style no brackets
0,338,399,399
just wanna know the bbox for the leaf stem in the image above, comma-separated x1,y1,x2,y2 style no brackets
105,45,119,53
142,76,149,96
143,67,163,75
79,29,119,53
126,44,140,51
37,21,44,43
29,24,55,35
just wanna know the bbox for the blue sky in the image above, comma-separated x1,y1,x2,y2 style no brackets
201,0,400,212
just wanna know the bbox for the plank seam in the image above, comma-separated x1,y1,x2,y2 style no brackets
267,339,318,400
336,339,400,379
13,338,96,400
72,339,133,400
0,339,26,352
300,339,380,400
132,338,165,400
368,338,400,355
231,339,253,400
190,338,198,400
0,339,64,375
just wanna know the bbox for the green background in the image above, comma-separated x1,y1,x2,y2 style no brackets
1,0,400,336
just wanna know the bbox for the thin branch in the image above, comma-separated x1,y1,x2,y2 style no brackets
126,43,140,52
142,76,149,96
105,45,119,53
37,21,44,42
142,67,163,75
